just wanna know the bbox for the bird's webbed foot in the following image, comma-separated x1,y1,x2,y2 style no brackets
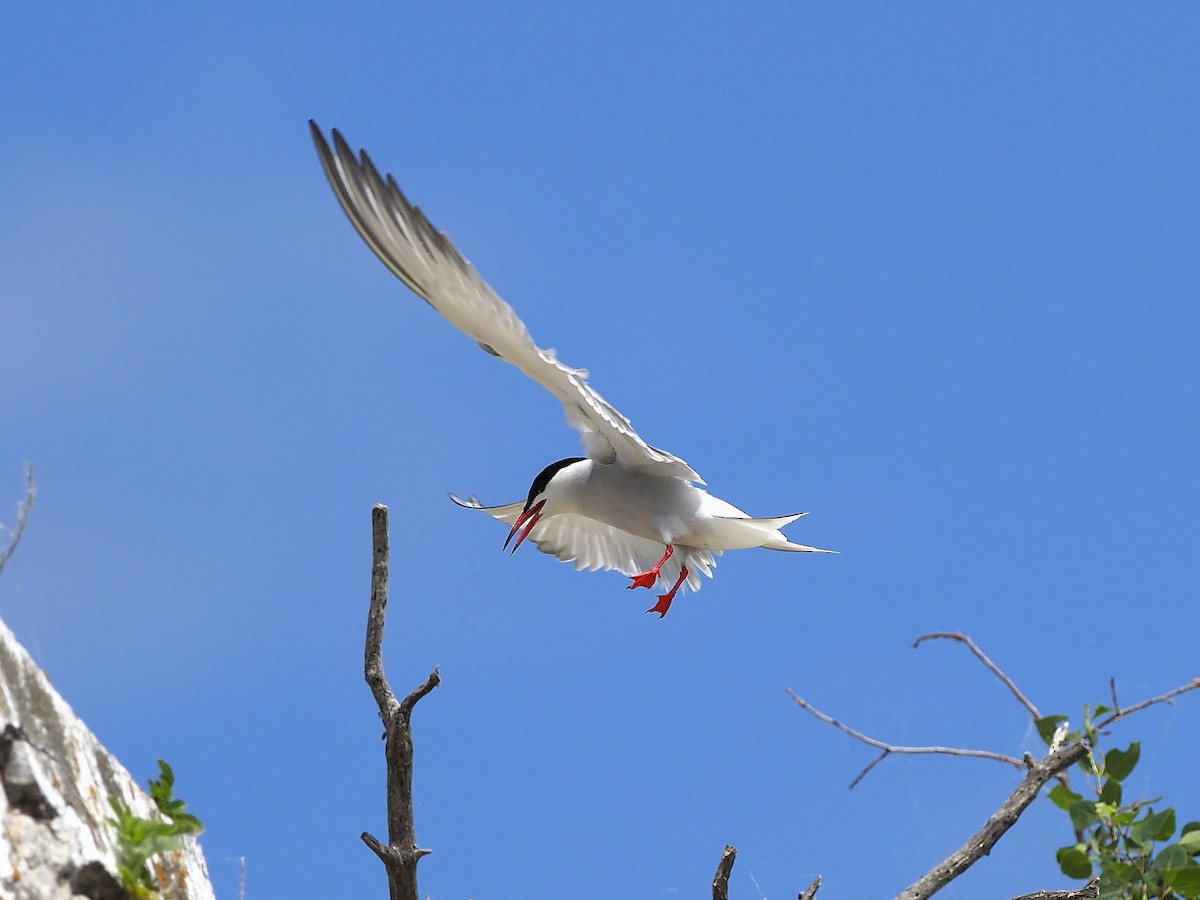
627,544,675,592
627,571,659,591
644,566,688,619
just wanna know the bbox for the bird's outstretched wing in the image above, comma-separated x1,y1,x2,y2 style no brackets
311,121,701,483
450,495,713,592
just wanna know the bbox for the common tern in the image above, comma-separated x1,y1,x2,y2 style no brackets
310,121,833,616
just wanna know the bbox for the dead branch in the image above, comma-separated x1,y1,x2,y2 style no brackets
711,845,822,900
712,845,736,900
913,632,1041,719
362,504,441,900
785,689,1025,788
1096,678,1200,730
0,464,36,574
1009,878,1099,900
896,741,1090,900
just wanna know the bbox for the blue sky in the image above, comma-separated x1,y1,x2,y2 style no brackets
4,4,1199,898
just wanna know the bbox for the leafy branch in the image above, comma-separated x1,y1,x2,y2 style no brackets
787,632,1198,899
1042,697,1200,898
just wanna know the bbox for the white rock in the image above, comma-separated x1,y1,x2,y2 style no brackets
0,616,215,900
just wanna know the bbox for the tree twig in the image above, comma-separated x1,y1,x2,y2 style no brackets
913,632,1041,720
1095,678,1200,730
361,504,441,900
799,874,822,899
1009,878,1099,900
896,741,1091,900
0,463,36,574
712,845,736,900
785,689,1025,788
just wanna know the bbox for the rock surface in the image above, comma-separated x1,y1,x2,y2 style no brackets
0,616,215,900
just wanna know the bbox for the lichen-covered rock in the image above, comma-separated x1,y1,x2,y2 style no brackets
0,616,214,900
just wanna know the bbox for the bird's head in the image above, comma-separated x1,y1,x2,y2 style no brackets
504,457,587,553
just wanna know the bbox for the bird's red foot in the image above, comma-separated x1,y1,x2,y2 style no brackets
645,594,674,618
644,566,688,619
627,571,659,591
627,544,675,592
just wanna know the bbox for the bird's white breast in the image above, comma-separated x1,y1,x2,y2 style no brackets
551,460,703,545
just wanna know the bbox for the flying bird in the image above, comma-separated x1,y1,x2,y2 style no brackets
310,121,832,616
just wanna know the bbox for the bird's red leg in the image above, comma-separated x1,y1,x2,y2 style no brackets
646,566,688,618
627,544,674,591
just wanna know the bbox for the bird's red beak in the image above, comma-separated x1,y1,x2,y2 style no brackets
504,499,546,554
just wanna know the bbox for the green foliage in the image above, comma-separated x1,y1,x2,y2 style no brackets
1041,709,1199,899
107,760,205,899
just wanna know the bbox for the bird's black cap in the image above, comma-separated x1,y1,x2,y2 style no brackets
525,457,586,508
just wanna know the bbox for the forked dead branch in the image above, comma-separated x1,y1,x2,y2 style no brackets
363,504,441,900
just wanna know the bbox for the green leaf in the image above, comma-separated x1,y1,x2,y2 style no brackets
1112,808,1140,827
1153,808,1178,842
1094,802,1119,819
1163,863,1200,898
1153,843,1192,873
1099,778,1123,806
1131,808,1177,844
1049,784,1084,811
1069,800,1103,833
149,759,177,812
1057,844,1093,879
171,812,204,836
1036,715,1069,746
1104,742,1140,782
1181,827,1200,855
1099,859,1138,886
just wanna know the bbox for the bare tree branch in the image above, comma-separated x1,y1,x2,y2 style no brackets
897,741,1091,900
361,504,441,900
0,464,36,574
785,689,1025,788
712,845,736,900
913,632,1041,720
712,844,822,900
1009,878,1099,900
1096,678,1200,730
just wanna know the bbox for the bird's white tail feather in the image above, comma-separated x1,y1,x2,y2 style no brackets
449,494,523,525
716,512,808,531
761,538,837,553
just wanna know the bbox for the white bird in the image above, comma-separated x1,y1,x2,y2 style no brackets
310,121,833,616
